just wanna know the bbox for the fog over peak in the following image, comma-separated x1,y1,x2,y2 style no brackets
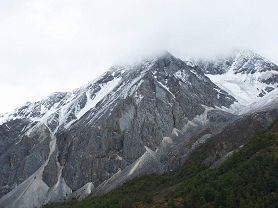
0,0,277,113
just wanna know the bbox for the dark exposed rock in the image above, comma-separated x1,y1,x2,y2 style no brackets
0,124,51,196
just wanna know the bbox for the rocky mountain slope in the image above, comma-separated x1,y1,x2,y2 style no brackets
44,119,278,208
0,50,277,208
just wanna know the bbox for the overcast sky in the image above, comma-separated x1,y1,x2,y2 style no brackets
0,0,277,114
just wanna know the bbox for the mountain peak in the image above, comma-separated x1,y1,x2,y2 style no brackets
198,49,278,75
155,50,174,59
231,49,278,74
108,51,181,76
232,49,258,58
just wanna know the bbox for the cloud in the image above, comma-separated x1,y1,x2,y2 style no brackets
0,0,277,113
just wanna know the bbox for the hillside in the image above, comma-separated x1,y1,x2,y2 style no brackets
44,120,278,208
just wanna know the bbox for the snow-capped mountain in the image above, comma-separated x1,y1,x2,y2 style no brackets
197,50,278,106
0,51,277,208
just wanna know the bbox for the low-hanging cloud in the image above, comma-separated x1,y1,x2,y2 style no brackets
0,0,277,113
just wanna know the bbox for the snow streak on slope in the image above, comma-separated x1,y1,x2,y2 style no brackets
0,75,122,130
64,77,122,128
0,74,124,208
0,92,68,125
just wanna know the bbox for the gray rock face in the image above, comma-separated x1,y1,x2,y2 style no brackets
54,53,236,191
194,109,278,167
93,147,164,195
0,51,277,208
0,122,51,197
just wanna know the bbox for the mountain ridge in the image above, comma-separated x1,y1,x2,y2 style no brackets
1,49,277,121
0,50,278,208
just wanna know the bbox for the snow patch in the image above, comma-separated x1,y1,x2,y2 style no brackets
65,77,122,128
174,70,189,83
207,69,278,106
156,80,175,98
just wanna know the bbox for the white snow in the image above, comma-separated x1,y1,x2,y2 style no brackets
0,75,122,131
128,79,144,96
65,77,122,128
156,80,175,98
80,77,122,118
207,69,278,106
238,89,278,114
0,113,11,125
174,70,189,83
122,73,146,98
